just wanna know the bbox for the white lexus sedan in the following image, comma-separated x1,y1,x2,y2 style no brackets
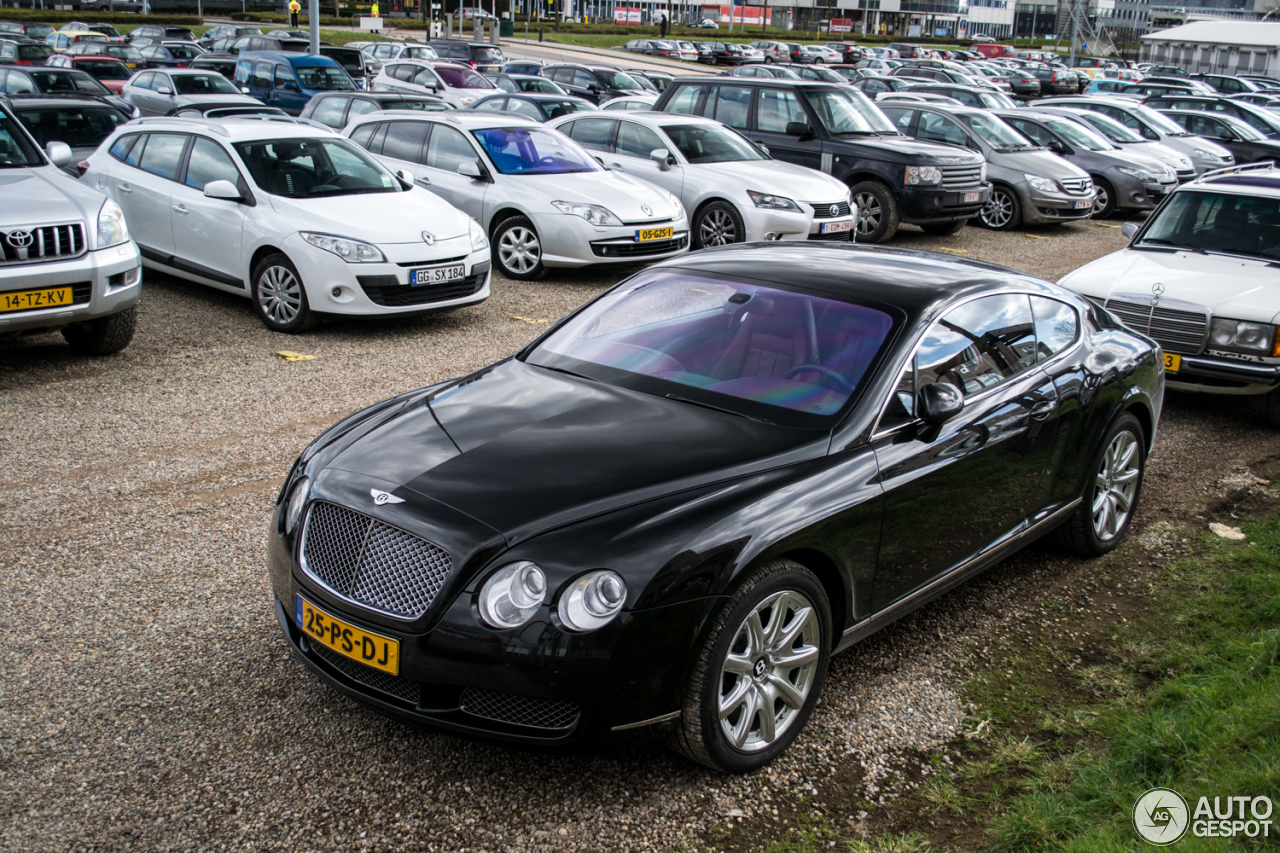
343,112,688,280
549,112,853,247
81,117,491,332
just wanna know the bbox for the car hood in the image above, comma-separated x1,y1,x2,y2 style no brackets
266,187,471,244
325,359,826,542
692,159,848,202
995,147,1089,178
514,170,683,222
1058,248,1280,324
852,134,985,165
0,165,107,229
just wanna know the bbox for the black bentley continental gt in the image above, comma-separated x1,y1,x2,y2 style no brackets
268,244,1163,772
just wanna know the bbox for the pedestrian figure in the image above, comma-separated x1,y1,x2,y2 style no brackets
372,2,380,33
659,15,667,38
289,0,300,27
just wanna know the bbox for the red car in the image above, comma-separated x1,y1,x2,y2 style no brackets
45,54,133,93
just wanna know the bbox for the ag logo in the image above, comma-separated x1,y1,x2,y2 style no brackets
1134,787,1189,845
370,488,404,506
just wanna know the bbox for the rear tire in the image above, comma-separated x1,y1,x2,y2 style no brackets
61,304,136,355
1056,413,1146,556
670,559,831,773
920,219,966,236
850,180,900,243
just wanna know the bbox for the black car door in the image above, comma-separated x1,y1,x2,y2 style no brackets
869,293,1061,613
747,86,823,171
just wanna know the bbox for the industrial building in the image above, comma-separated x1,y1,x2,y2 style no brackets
1139,19,1280,75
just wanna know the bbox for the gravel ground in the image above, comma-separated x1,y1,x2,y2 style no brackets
4,219,1279,853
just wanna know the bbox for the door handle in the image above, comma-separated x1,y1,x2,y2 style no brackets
608,161,624,171
415,176,432,185
119,183,132,193
172,204,188,214
1030,399,1058,420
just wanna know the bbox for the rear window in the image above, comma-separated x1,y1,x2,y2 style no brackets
168,45,202,60
472,46,502,62
435,66,491,89
80,60,131,79
16,105,129,148
19,45,54,61
30,70,110,95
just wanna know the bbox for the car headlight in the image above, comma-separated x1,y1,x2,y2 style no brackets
980,162,988,183
1192,148,1229,162
904,166,942,186
1117,165,1156,182
1024,173,1059,193
284,475,310,535
746,190,802,211
97,198,129,248
468,218,488,252
478,561,547,629
1209,318,1278,354
558,570,627,632
458,96,476,106
551,200,623,226
300,232,385,263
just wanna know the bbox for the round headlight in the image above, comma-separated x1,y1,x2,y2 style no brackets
284,475,310,535
558,570,627,632
478,561,547,630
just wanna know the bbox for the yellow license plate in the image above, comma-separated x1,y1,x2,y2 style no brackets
296,595,400,675
1163,353,1180,373
1,286,72,314
636,226,674,242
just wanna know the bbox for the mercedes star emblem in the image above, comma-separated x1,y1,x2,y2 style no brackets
421,231,435,246
5,230,33,249
641,205,653,216
1152,282,1165,296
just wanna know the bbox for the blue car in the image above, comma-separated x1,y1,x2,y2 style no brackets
233,51,355,115
501,60,544,76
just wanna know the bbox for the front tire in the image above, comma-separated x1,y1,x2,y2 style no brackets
670,559,831,773
693,201,744,249
61,304,136,355
850,180,900,243
251,253,317,333
1057,413,1146,556
977,184,1022,230
1091,177,1116,218
492,215,546,281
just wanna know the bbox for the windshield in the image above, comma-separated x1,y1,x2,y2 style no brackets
166,44,202,59
436,66,491,89
527,272,895,426
977,91,1018,109
0,108,43,167
173,73,239,95
1046,117,1114,150
234,137,400,198
1139,190,1280,261
89,24,121,37
30,70,110,94
472,126,599,175
473,46,502,62
804,89,897,134
107,45,143,62
962,112,1030,149
1132,104,1189,135
518,77,561,93
663,123,766,163
17,105,128,148
80,60,132,80
382,98,450,111
1073,110,1144,143
296,65,354,91
595,70,641,89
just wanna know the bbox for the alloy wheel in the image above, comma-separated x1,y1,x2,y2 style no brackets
498,225,541,275
1092,429,1140,541
257,265,302,325
1092,184,1110,215
981,190,1014,229
854,192,881,236
717,590,821,752
699,208,737,246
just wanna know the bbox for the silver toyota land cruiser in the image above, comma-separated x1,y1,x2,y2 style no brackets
1,96,140,355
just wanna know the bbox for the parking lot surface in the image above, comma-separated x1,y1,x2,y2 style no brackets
4,220,1280,852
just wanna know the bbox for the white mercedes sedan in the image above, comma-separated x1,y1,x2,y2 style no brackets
343,111,689,280
549,112,854,247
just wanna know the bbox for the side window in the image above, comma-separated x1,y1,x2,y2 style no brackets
880,106,915,130
917,112,968,146
348,121,377,148
1008,118,1053,147
252,61,271,90
916,295,1037,396
184,136,240,189
347,98,384,124
234,62,250,86
5,72,33,94
878,360,917,431
861,78,888,94
615,121,665,159
137,132,187,180
123,133,146,166
564,117,615,153
380,120,429,162
494,76,517,92
708,84,751,129
548,68,572,84
425,124,477,173
573,71,597,89
505,98,543,120
108,133,139,162
952,90,981,107
754,88,803,133
473,96,507,111
391,64,415,82
274,64,295,89
309,96,349,128
133,71,155,90
365,122,388,155
664,83,704,115
412,68,439,88
1029,296,1079,361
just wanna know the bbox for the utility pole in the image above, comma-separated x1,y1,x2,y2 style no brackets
309,0,319,54
1068,0,1080,64
728,0,734,32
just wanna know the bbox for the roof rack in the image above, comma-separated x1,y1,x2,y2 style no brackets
1195,161,1277,184
125,115,232,135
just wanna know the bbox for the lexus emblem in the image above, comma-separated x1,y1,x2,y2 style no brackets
641,205,653,216
421,231,435,246
5,230,33,248
829,204,840,217
1152,282,1165,296
370,488,404,506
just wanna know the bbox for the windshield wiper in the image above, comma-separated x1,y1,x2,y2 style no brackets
538,364,596,382
665,393,775,425
1139,237,1206,254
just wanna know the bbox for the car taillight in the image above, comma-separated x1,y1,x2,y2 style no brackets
15,59,31,65
177,63,187,68
469,60,476,67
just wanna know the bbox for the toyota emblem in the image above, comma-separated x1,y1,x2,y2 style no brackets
829,204,840,217
641,205,653,216
5,230,33,249
1152,282,1165,296
421,231,435,246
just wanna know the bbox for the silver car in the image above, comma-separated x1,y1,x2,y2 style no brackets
880,102,1096,230
122,68,264,117
344,112,688,280
548,111,853,247
1031,106,1198,183
371,59,496,109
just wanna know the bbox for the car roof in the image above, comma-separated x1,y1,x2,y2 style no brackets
669,76,844,91
238,51,339,66
115,115,338,140
8,95,118,109
546,62,623,72
1192,163,1280,195
483,92,587,102
353,109,539,130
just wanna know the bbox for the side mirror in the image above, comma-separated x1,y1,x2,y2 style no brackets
457,160,483,179
46,141,72,168
1047,139,1067,154
280,81,298,92
157,85,173,95
395,168,415,185
1219,130,1236,141
203,179,242,200
1121,221,1139,240
754,142,770,156
239,85,251,94
785,121,813,137
649,147,674,170
917,381,964,426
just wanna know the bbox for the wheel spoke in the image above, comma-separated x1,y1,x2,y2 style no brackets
771,645,819,671
719,678,752,719
723,652,754,676
764,592,790,645
757,691,777,743
744,610,765,659
766,673,806,709
771,606,812,653
1113,468,1140,485
731,688,760,748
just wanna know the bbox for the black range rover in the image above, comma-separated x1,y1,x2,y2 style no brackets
653,78,991,241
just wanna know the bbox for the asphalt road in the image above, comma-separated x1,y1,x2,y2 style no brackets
4,219,1279,852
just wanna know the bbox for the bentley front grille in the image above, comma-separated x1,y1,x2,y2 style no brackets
311,643,421,705
459,687,581,731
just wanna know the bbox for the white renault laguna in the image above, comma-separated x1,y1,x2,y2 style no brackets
343,111,688,280
548,111,854,247
80,116,491,332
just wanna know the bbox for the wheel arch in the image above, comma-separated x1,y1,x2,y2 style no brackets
487,206,528,237
771,547,848,649
249,244,287,282
1122,392,1157,453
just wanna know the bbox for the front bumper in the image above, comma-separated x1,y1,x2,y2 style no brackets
1165,353,1280,395
530,212,689,269
900,183,991,224
1122,175,1176,211
281,233,491,317
1023,186,1096,224
0,241,141,335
